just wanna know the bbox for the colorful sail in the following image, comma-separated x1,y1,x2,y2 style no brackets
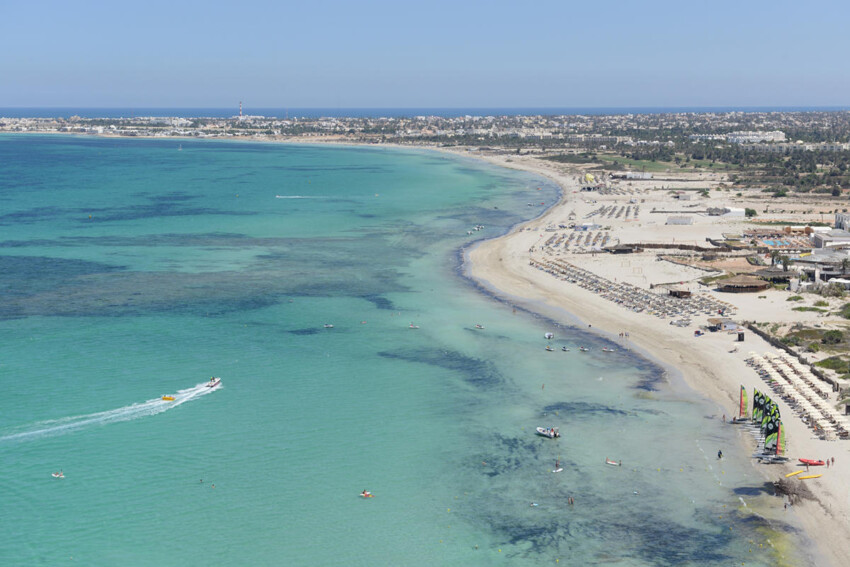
739,385,749,419
776,421,787,456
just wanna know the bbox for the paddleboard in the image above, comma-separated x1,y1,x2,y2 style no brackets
785,470,804,478
798,474,822,480
552,468,563,473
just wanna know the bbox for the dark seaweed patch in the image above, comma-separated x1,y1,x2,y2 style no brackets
542,401,632,418
377,348,502,388
360,294,396,311
289,328,321,336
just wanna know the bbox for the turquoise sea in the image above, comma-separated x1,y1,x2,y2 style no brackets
0,135,812,566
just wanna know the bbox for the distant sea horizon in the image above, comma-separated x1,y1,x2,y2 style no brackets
1,106,849,119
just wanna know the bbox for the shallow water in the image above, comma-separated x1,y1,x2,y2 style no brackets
0,135,809,565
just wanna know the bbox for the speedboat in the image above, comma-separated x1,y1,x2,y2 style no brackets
323,324,334,328
605,458,621,466
161,395,175,401
409,323,419,329
561,346,570,352
206,377,221,388
52,472,64,479
360,491,374,498
545,346,553,352
536,427,560,439
544,332,554,339
579,347,589,352
475,324,485,329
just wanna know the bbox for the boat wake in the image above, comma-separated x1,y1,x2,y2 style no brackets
0,381,221,444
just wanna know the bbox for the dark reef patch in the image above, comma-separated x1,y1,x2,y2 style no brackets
378,348,502,388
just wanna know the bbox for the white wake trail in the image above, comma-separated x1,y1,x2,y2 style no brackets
0,381,221,443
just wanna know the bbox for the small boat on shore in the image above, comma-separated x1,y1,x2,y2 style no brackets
785,470,804,478
536,427,560,439
798,458,825,466
605,458,621,467
798,474,822,480
162,395,175,401
206,377,221,388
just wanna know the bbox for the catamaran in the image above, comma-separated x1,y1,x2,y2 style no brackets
730,385,749,423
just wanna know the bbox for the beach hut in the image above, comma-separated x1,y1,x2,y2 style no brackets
718,275,770,293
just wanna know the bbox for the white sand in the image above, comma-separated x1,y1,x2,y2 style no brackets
462,151,850,566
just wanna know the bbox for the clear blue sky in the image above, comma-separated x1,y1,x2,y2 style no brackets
2,0,848,108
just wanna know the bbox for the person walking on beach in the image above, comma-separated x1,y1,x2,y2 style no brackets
717,450,722,459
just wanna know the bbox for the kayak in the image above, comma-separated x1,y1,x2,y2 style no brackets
798,458,825,466
798,474,823,480
785,470,804,478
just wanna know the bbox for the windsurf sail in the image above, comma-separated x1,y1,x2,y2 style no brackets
776,420,787,456
739,385,749,419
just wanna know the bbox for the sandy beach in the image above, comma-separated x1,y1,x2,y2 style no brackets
461,151,850,566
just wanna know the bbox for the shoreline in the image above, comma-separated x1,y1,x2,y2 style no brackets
6,131,848,563
453,149,850,567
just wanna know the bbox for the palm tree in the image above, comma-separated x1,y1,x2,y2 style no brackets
770,250,781,267
841,257,850,275
781,255,790,272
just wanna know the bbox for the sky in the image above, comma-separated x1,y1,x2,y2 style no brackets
2,0,849,109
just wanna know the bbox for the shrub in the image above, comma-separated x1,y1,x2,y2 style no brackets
814,300,829,307
815,355,848,371
787,295,804,302
807,342,820,353
839,303,850,319
822,330,844,344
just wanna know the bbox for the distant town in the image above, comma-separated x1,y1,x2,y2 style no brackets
5,109,850,193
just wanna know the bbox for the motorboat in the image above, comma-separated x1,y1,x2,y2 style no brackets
52,471,64,479
206,377,221,388
475,324,485,329
323,324,334,328
360,491,374,498
544,332,554,339
561,346,570,352
536,427,560,439
605,458,621,467
161,395,175,401
579,347,589,352
545,346,553,352
409,323,420,329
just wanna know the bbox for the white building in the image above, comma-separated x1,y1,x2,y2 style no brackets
727,130,786,144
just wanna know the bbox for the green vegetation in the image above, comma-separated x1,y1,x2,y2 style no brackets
786,295,803,302
792,306,827,313
815,356,850,372
839,303,850,319
822,329,844,344
814,300,829,307
807,342,820,353
745,208,757,218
